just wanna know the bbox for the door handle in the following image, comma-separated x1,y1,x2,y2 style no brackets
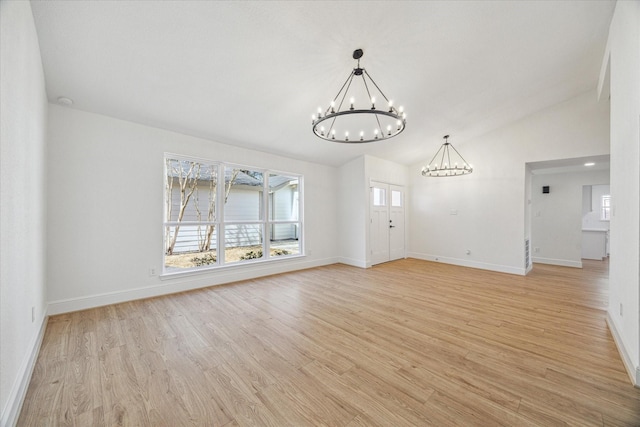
389,225,395,228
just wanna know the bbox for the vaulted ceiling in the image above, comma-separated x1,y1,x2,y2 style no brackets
30,1,615,167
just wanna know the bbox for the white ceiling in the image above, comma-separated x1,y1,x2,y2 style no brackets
529,154,610,175
30,0,615,167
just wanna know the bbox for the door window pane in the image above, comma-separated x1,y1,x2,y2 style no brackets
373,188,386,206
391,190,402,207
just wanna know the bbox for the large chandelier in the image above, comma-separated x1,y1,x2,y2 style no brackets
422,135,473,177
312,49,406,143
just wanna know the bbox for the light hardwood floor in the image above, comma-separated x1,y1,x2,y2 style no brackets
18,258,640,426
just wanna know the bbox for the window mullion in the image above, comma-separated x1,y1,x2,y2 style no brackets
217,163,225,265
264,173,270,259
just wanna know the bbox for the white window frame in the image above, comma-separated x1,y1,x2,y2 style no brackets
601,194,611,221
162,154,304,277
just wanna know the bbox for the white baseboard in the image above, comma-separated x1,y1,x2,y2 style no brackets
407,252,526,276
1,309,48,427
48,256,338,315
532,257,582,268
606,312,640,387
337,257,368,268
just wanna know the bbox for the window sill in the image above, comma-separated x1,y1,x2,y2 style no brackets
160,253,306,280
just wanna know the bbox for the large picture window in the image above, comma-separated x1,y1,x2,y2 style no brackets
164,155,302,274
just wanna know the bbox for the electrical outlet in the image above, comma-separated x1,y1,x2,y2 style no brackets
465,249,471,255
31,306,35,323
534,247,540,253
149,267,157,277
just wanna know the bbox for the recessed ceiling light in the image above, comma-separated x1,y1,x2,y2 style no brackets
584,162,595,166
56,96,73,106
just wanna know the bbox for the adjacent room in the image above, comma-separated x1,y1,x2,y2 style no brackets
2,0,640,425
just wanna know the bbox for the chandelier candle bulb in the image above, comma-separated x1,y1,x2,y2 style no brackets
371,97,376,109
388,100,393,112
330,101,335,113
350,97,354,110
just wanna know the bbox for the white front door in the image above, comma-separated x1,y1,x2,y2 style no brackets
370,182,405,265
389,184,405,261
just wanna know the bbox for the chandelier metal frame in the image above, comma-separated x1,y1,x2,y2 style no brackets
422,135,473,177
312,49,406,143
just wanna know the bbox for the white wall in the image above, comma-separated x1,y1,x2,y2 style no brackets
605,0,640,385
409,90,609,275
531,169,609,267
46,105,339,313
0,1,49,425
338,156,367,267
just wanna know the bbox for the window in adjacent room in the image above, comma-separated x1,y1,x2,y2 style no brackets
163,155,303,274
601,194,611,221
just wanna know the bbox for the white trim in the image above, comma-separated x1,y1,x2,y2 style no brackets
525,263,533,275
406,252,526,276
606,312,640,387
160,253,307,279
48,257,338,315
338,257,368,269
1,310,48,427
532,257,583,268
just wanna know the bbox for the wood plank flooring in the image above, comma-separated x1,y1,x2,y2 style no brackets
18,258,640,426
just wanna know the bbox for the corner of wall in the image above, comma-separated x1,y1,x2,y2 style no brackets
0,312,48,427
606,312,639,387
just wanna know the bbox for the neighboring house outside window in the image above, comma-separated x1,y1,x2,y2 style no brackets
163,155,302,274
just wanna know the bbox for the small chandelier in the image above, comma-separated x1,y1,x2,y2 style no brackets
312,49,406,143
422,135,473,177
